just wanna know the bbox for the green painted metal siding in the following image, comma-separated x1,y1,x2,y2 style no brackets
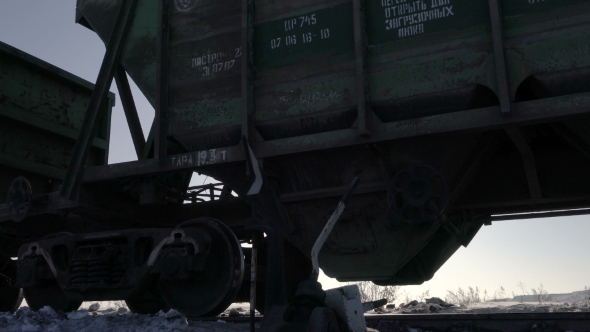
77,0,590,148
366,0,489,45
0,41,114,202
254,3,355,69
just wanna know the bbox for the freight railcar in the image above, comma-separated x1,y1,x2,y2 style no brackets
2,0,590,325
0,41,114,312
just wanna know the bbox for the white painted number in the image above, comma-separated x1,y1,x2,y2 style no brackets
286,35,297,45
199,151,207,165
270,37,281,49
286,13,317,31
272,12,331,50
299,14,317,27
201,60,236,76
171,149,228,168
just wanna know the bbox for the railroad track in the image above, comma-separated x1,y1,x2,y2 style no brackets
193,312,590,331
365,312,590,332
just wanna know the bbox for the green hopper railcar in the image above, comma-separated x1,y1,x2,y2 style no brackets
2,0,590,326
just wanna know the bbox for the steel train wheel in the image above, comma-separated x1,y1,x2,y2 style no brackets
24,282,82,312
0,276,23,313
158,218,244,317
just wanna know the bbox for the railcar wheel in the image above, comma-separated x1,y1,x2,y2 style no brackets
24,282,81,312
158,218,244,317
0,276,23,313
126,288,170,315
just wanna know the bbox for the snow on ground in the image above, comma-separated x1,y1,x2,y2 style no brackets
4,292,590,331
4,301,253,332
376,300,590,315
367,293,590,315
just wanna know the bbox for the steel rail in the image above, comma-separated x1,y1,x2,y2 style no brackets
365,312,590,332
191,312,590,331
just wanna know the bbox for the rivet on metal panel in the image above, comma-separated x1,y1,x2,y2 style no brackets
488,0,512,114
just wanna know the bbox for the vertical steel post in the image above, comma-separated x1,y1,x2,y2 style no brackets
353,0,370,136
249,232,259,332
155,0,171,164
264,231,287,313
60,0,139,200
241,0,254,143
489,0,512,114
209,185,215,201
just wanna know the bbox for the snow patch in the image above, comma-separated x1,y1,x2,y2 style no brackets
67,311,88,320
1,305,250,332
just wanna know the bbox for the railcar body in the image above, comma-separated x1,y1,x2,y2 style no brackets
74,0,590,283
1,0,590,322
0,41,114,313
0,40,114,238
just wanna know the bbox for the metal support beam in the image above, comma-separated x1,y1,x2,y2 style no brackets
142,121,156,160
353,0,370,136
59,0,138,200
114,66,146,159
549,123,590,161
280,182,384,203
488,0,511,114
155,0,170,164
0,105,109,150
249,232,259,332
492,208,590,221
0,154,66,180
447,135,500,210
505,128,542,200
456,194,590,211
81,92,590,183
241,0,254,142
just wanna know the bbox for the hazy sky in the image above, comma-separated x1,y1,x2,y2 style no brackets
1,0,590,302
